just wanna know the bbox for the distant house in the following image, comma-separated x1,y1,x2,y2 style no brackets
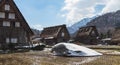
75,26,99,45
0,0,34,49
31,34,41,43
101,38,111,45
40,25,70,45
32,37,41,44
111,29,120,45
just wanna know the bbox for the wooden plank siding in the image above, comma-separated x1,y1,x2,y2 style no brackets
0,0,34,49
111,29,120,45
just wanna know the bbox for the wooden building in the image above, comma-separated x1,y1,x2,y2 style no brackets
40,25,70,45
75,26,99,45
32,37,41,44
0,0,34,49
111,29,120,45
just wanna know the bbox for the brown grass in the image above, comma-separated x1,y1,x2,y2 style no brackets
85,45,120,50
0,49,120,65
0,53,33,65
82,55,120,65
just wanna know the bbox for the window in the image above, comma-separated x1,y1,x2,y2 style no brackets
61,32,65,37
3,21,10,26
11,38,18,43
0,12,5,18
15,22,20,27
92,31,95,34
86,28,89,32
9,13,15,19
6,38,10,43
5,4,10,11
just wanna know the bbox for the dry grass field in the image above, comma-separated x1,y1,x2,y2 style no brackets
86,45,120,50
0,46,120,65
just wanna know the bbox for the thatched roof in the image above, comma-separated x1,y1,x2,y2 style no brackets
40,24,67,38
32,38,41,42
76,26,98,37
111,29,120,42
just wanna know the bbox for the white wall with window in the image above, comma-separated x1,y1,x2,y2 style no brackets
5,4,10,11
0,12,5,18
11,38,18,43
3,21,10,26
15,22,20,27
6,38,10,43
8,13,15,19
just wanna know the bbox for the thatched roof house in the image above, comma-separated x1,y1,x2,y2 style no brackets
75,26,99,45
111,29,120,45
40,24,70,45
0,0,34,49
32,37,41,44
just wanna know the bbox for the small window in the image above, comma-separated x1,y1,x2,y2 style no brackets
91,31,95,35
9,13,15,19
3,21,10,26
0,12,5,18
5,4,10,11
6,38,10,43
86,28,89,31
62,32,65,37
80,29,83,32
79,29,83,32
11,38,18,43
15,22,20,27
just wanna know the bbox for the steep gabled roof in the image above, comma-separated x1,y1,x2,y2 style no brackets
76,26,98,37
0,0,34,35
10,0,34,35
40,24,67,38
111,29,120,42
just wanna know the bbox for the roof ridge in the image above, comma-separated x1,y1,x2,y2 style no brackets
44,24,66,29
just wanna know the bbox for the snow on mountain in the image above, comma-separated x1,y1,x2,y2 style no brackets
68,16,97,34
87,10,120,33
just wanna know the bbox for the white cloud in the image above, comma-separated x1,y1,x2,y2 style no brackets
32,24,43,30
102,0,120,14
61,0,108,26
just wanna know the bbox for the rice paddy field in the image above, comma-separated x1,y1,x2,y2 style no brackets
0,46,120,65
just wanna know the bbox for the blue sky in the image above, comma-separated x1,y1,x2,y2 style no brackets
14,0,120,30
14,0,65,30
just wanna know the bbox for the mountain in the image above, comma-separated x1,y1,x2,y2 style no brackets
31,28,41,35
68,16,97,34
87,10,120,34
